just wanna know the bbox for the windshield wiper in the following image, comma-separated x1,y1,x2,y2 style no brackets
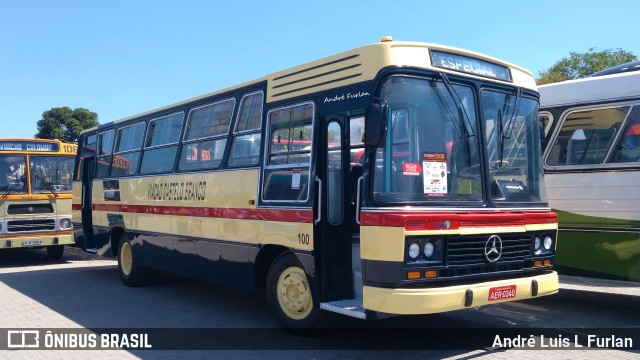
496,88,523,169
1,175,26,199
438,72,475,137
502,87,522,139
43,184,59,198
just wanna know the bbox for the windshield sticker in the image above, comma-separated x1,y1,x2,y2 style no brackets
423,152,448,196
291,169,301,190
402,162,422,176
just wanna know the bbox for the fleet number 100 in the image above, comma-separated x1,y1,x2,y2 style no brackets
298,233,310,245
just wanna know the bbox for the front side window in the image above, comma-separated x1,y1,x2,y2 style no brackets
482,90,545,203
262,102,314,202
31,156,74,193
372,76,482,204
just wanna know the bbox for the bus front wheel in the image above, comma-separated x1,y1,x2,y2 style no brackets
118,238,148,287
266,252,323,329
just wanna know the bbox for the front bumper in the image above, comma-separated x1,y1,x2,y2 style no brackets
363,271,558,315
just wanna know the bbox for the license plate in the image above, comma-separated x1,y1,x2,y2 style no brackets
488,285,517,301
22,239,43,246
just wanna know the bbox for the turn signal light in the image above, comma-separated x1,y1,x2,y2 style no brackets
407,271,421,280
425,270,438,278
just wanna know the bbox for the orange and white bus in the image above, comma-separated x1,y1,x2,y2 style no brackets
73,37,558,328
1,138,76,259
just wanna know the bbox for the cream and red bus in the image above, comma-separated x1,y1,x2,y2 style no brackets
73,37,558,328
1,138,76,259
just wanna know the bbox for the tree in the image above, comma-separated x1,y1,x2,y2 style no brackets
537,48,637,85
35,107,99,143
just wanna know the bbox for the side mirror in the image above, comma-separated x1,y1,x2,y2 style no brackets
364,101,388,147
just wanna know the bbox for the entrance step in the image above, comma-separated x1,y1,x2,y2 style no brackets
320,299,366,319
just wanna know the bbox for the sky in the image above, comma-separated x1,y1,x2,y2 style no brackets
2,0,639,139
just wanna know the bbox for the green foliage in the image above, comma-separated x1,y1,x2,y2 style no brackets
35,107,99,143
537,48,637,85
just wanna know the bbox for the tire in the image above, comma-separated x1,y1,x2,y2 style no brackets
266,252,323,329
46,245,64,260
118,238,148,287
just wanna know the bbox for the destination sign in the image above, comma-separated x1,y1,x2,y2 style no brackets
0,141,59,152
431,50,512,82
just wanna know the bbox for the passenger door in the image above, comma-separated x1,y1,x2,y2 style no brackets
81,157,97,252
315,115,353,301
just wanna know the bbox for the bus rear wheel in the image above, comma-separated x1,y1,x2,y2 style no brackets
266,253,323,329
118,238,148,286
46,245,64,260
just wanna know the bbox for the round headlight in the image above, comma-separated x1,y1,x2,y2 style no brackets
408,242,420,260
534,236,541,250
424,242,435,258
60,218,72,230
543,236,553,250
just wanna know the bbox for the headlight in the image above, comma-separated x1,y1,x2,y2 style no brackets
424,242,435,258
60,218,72,230
408,242,420,260
543,236,553,250
534,236,541,250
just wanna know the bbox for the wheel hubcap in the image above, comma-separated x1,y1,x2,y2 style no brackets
120,242,133,276
277,266,312,320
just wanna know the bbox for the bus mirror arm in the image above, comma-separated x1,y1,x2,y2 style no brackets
364,99,388,147
355,175,364,225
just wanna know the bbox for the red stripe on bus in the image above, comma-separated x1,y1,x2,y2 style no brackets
360,211,556,230
91,203,313,223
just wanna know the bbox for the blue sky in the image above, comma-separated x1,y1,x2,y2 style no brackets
2,0,639,139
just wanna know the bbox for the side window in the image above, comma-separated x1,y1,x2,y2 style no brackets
262,102,314,202
228,91,263,167
140,112,184,174
545,106,629,167
608,106,640,163
111,122,145,177
96,129,115,178
178,98,235,171
538,112,553,137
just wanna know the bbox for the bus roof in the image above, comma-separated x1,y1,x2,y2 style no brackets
539,70,640,108
85,39,537,133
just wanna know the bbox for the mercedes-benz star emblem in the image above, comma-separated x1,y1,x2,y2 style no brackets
484,235,502,263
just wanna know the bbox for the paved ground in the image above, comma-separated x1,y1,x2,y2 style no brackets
0,247,638,359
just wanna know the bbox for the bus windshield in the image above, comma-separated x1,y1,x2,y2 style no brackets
482,90,546,204
372,76,546,205
30,156,74,193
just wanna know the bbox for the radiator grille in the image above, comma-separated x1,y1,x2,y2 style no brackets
7,219,56,232
441,234,533,277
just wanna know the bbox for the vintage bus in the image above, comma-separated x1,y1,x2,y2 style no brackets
73,37,558,328
539,65,640,281
0,138,76,259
